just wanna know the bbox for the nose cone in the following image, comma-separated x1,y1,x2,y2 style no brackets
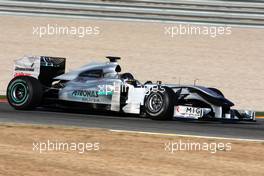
222,98,234,107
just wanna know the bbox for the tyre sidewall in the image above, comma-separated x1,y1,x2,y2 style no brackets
7,76,42,110
144,87,174,120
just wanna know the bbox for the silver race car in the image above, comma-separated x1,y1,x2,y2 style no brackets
7,56,255,121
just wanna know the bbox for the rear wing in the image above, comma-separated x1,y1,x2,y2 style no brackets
14,56,66,86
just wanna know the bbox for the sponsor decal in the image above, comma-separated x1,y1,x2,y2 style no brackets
70,89,112,103
186,107,202,114
72,90,99,98
15,67,34,72
174,106,203,119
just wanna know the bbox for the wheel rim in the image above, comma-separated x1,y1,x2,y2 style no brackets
10,82,28,104
147,93,164,113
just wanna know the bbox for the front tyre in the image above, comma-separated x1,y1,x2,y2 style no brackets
144,87,174,120
7,76,43,110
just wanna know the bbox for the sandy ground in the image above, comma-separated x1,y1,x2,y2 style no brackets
0,15,264,110
0,123,263,176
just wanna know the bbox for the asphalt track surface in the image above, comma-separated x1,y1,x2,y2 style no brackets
0,103,263,140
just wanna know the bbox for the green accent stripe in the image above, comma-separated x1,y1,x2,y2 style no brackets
97,91,113,96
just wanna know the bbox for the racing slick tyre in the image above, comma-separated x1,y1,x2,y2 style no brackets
7,76,43,110
144,87,174,120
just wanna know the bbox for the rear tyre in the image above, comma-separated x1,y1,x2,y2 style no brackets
7,76,43,110
144,87,174,120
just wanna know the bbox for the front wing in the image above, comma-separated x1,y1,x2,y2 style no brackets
173,105,256,121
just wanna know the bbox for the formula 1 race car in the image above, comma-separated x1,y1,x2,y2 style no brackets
7,56,255,121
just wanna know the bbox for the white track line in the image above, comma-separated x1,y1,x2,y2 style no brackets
110,129,264,142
